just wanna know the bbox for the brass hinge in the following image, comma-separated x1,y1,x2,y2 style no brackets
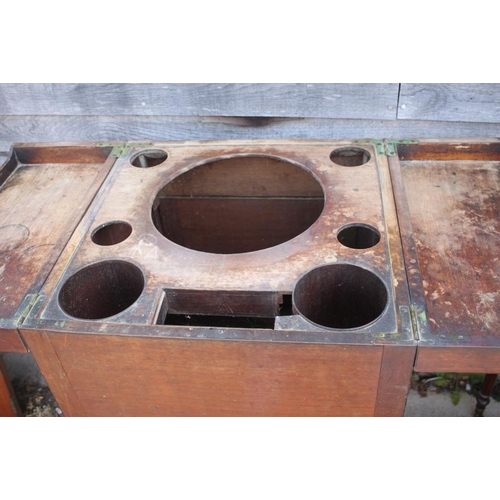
384,139,419,156
15,293,40,326
353,139,419,157
97,142,154,158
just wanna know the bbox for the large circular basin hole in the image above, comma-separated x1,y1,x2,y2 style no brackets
330,147,371,166
59,261,145,320
131,149,168,168
293,264,388,329
91,221,132,246
152,155,325,254
337,224,380,249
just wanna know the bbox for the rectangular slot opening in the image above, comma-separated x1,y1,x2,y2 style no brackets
157,289,293,330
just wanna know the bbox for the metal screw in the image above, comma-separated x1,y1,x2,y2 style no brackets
401,104,407,109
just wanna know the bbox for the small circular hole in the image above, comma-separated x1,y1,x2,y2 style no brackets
330,147,371,166
337,224,380,249
131,149,168,168
293,264,388,330
91,222,132,246
59,260,144,320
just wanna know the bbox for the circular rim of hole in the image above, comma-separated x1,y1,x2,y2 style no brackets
292,263,389,331
151,154,326,255
329,147,371,167
130,149,168,168
336,223,381,250
58,260,145,320
91,221,133,246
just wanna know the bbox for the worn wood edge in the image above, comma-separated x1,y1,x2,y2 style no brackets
375,154,413,335
1,116,500,153
415,346,500,374
387,154,428,314
19,330,87,416
0,329,28,353
0,354,20,416
374,345,417,416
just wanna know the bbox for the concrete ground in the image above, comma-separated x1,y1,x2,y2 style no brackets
4,352,500,417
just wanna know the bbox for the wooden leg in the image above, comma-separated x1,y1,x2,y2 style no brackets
474,374,498,417
0,355,20,417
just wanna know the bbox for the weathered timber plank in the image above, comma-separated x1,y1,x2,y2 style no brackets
0,83,399,119
1,115,500,152
398,84,500,123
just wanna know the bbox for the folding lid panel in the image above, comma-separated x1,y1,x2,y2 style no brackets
0,143,116,352
390,139,500,372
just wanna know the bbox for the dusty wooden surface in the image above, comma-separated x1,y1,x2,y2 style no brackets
395,140,500,372
0,145,115,352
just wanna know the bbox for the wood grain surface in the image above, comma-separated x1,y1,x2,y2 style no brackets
0,83,399,119
401,159,500,341
0,155,111,319
2,116,500,153
22,331,386,416
415,347,500,373
398,84,500,123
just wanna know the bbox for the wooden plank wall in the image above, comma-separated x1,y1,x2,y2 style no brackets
0,84,499,152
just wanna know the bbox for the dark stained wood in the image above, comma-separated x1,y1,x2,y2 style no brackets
14,145,113,164
0,84,399,119
3,116,500,153
399,84,500,123
0,355,20,416
158,197,324,254
31,331,385,417
0,329,27,353
398,140,500,161
415,347,500,373
474,374,498,416
374,346,416,416
19,330,87,416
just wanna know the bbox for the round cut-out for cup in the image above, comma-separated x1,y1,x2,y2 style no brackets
293,264,388,329
330,147,371,166
337,224,380,249
152,155,325,254
59,260,144,320
91,222,132,246
131,149,168,168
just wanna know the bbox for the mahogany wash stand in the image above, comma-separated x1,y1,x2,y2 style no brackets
0,139,498,416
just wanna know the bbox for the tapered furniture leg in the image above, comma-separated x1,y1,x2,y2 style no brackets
474,374,497,417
